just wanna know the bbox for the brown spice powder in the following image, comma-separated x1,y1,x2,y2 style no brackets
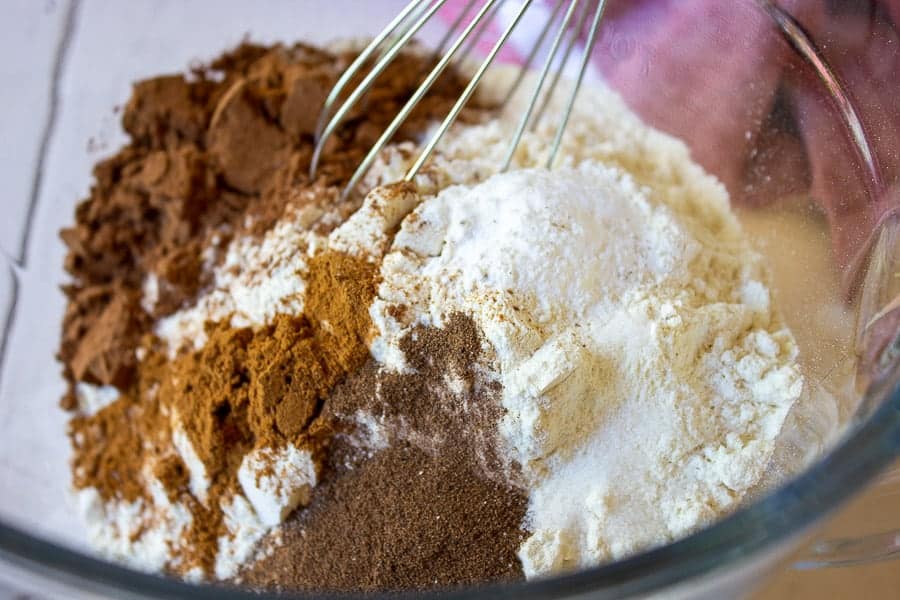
242,314,527,592
61,38,516,588
62,40,482,578
72,249,380,575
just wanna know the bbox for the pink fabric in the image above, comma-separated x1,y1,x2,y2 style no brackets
790,4,900,272
436,0,900,283
591,0,796,195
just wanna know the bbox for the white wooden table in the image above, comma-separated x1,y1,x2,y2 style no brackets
0,1,896,598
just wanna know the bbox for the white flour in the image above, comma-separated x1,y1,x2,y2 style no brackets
154,205,323,357
76,469,195,576
369,78,805,577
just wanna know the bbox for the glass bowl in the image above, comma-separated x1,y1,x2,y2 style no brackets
1,1,899,598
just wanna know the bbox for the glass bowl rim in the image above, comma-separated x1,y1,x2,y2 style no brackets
3,1,900,596
1,364,898,599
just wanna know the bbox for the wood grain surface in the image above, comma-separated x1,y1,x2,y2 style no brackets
0,2,896,598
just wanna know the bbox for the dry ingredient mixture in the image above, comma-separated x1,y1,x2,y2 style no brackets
60,40,807,592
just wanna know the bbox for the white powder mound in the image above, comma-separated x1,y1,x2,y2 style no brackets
370,80,804,577
171,419,211,503
77,469,194,575
155,203,327,356
237,444,317,527
117,61,807,580
74,382,120,417
215,493,269,580
77,438,310,581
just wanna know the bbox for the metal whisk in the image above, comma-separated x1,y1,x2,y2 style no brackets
310,0,609,200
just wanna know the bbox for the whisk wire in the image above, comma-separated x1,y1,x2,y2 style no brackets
546,0,606,167
405,0,536,181
529,0,592,132
312,0,428,143
457,0,508,66
319,0,610,199
502,0,581,171
338,0,504,199
310,0,448,179
499,0,569,107
433,0,480,58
